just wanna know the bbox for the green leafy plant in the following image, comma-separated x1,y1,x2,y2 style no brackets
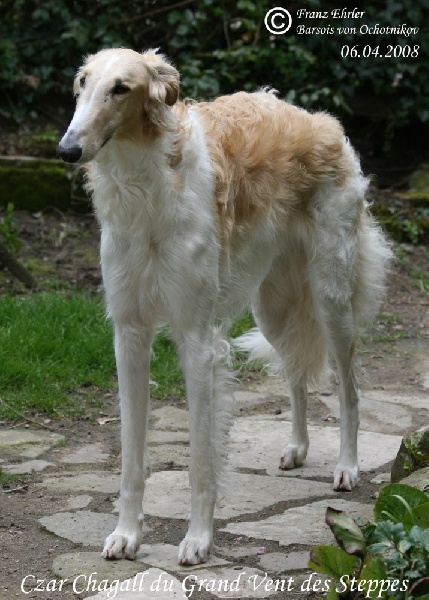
309,484,429,599
0,203,21,253
1,0,427,144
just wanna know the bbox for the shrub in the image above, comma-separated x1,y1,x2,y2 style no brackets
309,483,429,599
1,0,427,143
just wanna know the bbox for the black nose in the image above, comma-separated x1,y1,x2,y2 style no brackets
57,144,82,164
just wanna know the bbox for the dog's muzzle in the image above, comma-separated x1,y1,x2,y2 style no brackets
57,142,82,164
58,129,83,163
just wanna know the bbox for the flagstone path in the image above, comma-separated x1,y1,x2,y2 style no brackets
1,373,428,599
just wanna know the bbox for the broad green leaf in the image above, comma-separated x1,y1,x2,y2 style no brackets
325,507,366,558
326,586,339,600
404,503,429,529
360,558,388,599
409,524,429,549
309,545,358,579
374,484,428,524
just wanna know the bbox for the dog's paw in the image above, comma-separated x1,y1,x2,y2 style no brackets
102,514,144,560
279,443,308,470
178,532,212,565
333,464,360,491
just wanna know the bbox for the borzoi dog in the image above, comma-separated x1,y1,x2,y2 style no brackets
58,48,391,565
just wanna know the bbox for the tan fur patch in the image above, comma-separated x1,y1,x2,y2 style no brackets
193,92,354,243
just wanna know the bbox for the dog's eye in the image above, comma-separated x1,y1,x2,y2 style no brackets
80,76,86,88
112,84,130,95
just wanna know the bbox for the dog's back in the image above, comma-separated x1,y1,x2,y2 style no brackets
194,91,355,228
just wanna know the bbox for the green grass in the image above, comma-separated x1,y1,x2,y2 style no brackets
0,294,255,420
0,293,115,419
363,312,411,343
0,467,28,486
410,268,429,291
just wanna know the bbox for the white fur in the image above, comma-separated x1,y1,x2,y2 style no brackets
59,49,392,566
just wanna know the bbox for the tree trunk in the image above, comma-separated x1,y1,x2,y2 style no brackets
0,240,37,289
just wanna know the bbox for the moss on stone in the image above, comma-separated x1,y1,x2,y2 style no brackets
0,157,90,212
409,165,429,193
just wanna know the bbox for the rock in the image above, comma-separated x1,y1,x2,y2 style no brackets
370,473,391,485
391,427,429,483
0,156,90,212
409,164,429,193
399,466,429,492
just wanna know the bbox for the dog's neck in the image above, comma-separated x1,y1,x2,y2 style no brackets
86,113,184,230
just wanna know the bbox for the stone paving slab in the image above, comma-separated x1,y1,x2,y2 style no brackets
232,390,279,411
149,430,189,444
3,458,55,473
149,444,190,468
0,428,65,459
39,511,122,546
218,546,264,560
137,543,230,571
60,443,110,464
257,551,310,573
361,390,429,411
53,551,145,583
142,471,335,520
239,377,288,398
180,566,285,598
36,472,121,494
319,393,423,434
221,499,374,547
85,568,187,599
229,416,402,478
63,494,94,510
150,406,189,431
3,375,426,599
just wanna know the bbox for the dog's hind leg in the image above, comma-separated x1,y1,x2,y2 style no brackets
250,246,328,474
280,379,309,469
102,324,153,559
315,299,360,490
307,181,366,491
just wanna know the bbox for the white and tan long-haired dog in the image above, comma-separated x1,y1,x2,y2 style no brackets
58,48,391,565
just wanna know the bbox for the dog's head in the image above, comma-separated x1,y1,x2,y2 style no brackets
58,48,179,164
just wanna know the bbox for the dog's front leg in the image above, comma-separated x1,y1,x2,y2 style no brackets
102,324,153,560
178,332,217,565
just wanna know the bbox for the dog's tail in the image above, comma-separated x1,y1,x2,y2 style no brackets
233,327,281,375
352,206,393,327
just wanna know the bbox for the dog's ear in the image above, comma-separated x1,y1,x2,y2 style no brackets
147,61,180,106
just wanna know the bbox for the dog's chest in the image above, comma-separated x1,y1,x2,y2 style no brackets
99,218,219,326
